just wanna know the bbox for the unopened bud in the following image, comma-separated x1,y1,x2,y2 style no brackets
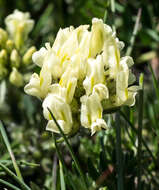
0,28,8,46
10,49,21,68
6,39,14,53
0,49,8,66
0,64,8,80
23,73,32,83
9,67,23,87
15,25,24,49
22,46,36,66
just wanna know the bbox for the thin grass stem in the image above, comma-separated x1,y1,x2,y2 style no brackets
110,0,116,31
52,154,57,190
59,160,66,190
148,64,159,102
52,133,67,171
48,108,87,190
103,10,107,23
115,112,124,190
126,8,142,56
119,111,156,163
0,121,23,181
0,163,31,190
137,74,144,190
0,179,21,190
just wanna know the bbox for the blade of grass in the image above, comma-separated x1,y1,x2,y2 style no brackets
126,8,142,56
19,161,40,167
115,112,124,190
119,111,156,163
59,160,66,190
52,133,66,190
52,155,57,190
110,0,116,31
123,123,136,147
52,133,67,171
0,163,31,190
0,121,23,181
48,108,87,190
32,4,53,38
0,179,21,190
52,133,78,190
0,160,39,168
103,10,107,23
148,64,159,102
137,74,144,190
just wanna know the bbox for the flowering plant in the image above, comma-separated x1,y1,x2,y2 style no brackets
25,18,139,135
0,10,36,86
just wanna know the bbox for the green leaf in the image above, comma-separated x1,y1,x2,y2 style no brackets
48,108,88,190
32,4,54,38
0,162,31,190
0,121,23,181
149,64,159,102
145,29,159,42
30,182,41,190
59,161,66,190
0,179,21,190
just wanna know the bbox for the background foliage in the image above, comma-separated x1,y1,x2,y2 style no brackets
0,0,159,189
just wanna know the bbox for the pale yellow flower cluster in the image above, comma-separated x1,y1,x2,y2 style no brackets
25,18,139,135
0,10,36,86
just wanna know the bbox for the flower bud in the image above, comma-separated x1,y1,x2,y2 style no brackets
14,25,24,49
0,64,8,80
0,49,8,66
89,18,104,57
5,39,14,53
9,67,23,87
22,46,36,66
0,28,8,47
5,10,34,49
10,49,21,68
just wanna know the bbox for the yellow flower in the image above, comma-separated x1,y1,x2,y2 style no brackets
24,17,139,135
80,93,107,135
83,55,105,95
24,64,51,99
42,93,73,134
5,10,34,49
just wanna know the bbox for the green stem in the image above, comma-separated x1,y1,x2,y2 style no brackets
148,64,159,102
48,108,87,190
52,154,57,190
119,111,156,163
0,179,21,190
52,134,77,190
0,163,31,190
123,123,136,147
137,74,144,190
126,8,142,56
0,121,23,181
115,112,124,190
110,0,116,31
59,160,66,190
52,133,67,171
103,10,107,23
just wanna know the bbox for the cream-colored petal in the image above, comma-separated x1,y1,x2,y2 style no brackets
92,84,109,101
116,71,128,102
32,47,48,67
42,93,73,134
91,118,107,135
89,18,104,57
83,55,105,95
